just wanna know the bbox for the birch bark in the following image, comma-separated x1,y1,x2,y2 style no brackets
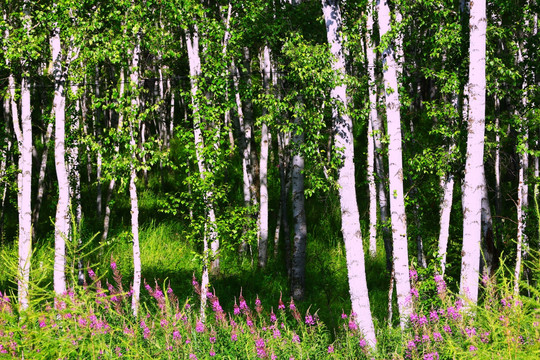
186,25,220,282
459,0,486,306
8,1,33,307
130,34,142,317
377,0,411,326
258,45,271,269
32,121,53,241
51,25,69,295
366,1,378,257
322,0,376,347
0,99,12,245
291,106,307,301
514,39,529,296
438,173,454,275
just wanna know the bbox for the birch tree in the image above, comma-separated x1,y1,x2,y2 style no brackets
460,0,486,306
377,0,411,326
129,31,142,317
290,103,307,301
321,0,376,347
258,45,271,269
366,0,378,257
5,0,34,310
186,23,220,310
51,23,70,295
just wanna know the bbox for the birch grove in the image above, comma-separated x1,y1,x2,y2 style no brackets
0,0,539,351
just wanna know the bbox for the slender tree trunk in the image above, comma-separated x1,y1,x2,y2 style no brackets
366,3,378,257
32,121,53,241
494,101,502,224
242,48,259,203
372,51,392,271
186,26,220,280
11,72,32,309
0,98,12,245
258,45,271,269
514,38,529,296
291,105,307,301
51,26,69,295
378,0,411,327
9,1,33,310
480,168,494,276
460,0,486,306
129,34,142,317
535,142,539,245
278,132,291,271
102,69,126,243
232,61,257,254
322,0,376,347
438,173,455,275
94,67,103,220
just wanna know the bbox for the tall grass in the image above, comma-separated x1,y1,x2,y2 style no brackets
2,220,540,358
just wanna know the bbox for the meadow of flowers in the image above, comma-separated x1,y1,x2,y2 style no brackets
1,258,540,359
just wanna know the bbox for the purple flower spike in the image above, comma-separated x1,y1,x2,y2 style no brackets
410,268,418,281
359,339,367,348
196,320,205,333
305,314,315,326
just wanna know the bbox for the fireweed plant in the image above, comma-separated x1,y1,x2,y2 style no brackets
1,257,540,358
0,259,370,359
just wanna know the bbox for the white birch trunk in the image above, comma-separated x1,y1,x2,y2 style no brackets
101,70,126,243
129,163,140,316
377,0,411,327
187,26,220,279
232,61,257,254
12,74,32,309
258,45,271,268
459,0,486,306
51,26,69,295
494,102,502,219
535,144,539,243
438,173,455,275
480,168,494,275
277,132,292,269
0,98,12,243
32,120,53,241
291,105,307,301
322,0,376,347
366,3,378,257
514,40,529,296
8,1,33,310
130,34,142,317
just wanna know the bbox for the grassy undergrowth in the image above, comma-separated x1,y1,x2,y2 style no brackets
1,222,540,358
